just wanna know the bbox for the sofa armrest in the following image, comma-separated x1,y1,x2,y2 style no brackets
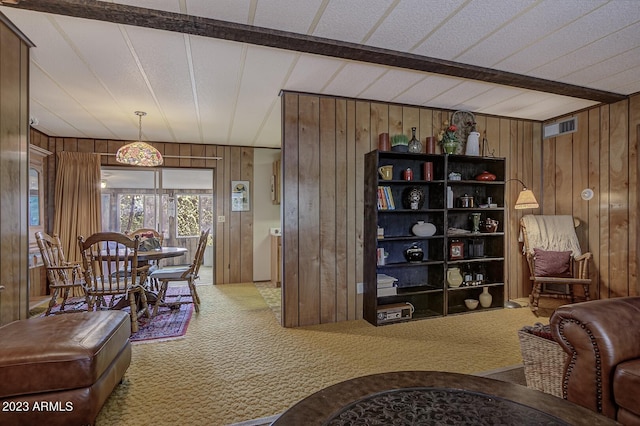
550,296,640,419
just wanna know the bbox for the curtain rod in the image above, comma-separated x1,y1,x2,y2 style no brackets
101,153,222,160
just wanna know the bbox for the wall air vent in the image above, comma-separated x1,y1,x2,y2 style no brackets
543,117,577,139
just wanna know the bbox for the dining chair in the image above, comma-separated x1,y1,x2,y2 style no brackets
35,231,89,316
77,232,150,332
520,215,592,316
149,229,210,317
128,228,164,290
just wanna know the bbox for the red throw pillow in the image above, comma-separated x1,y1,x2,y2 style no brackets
533,248,573,277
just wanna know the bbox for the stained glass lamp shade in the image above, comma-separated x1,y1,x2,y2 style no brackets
116,111,163,167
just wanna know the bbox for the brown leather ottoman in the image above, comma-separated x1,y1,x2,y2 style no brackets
0,311,131,426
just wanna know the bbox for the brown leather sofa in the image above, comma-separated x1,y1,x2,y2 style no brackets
0,311,131,426
550,296,640,425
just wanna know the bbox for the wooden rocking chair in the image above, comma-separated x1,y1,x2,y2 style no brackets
520,215,592,316
35,231,89,315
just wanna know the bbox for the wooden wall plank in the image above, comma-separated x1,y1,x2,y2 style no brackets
542,136,556,214
388,104,403,139
599,105,611,298
281,93,300,327
587,108,601,299
228,147,241,283
608,100,629,297
370,103,388,152
345,100,357,320
402,106,419,145
179,144,191,168
555,133,573,215
319,97,337,323
0,21,30,324
335,99,348,322
354,100,370,319
630,95,640,296
215,144,225,285
240,147,254,283
297,95,321,325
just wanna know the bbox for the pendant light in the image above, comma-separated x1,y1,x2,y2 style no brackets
115,111,163,167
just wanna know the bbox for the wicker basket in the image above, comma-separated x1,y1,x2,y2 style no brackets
518,326,568,398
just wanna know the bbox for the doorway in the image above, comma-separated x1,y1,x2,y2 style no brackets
100,167,215,273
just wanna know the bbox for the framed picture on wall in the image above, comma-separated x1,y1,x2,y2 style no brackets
232,180,250,211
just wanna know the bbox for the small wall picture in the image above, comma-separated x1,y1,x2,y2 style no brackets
232,180,250,211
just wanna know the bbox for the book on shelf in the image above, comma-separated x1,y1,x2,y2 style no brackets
377,286,397,297
377,186,395,210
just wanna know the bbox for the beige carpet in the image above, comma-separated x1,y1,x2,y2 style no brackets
96,283,554,426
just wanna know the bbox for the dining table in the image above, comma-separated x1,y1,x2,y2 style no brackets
99,246,188,310
137,246,188,264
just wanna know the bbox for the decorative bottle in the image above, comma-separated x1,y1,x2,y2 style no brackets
408,127,423,153
479,287,492,308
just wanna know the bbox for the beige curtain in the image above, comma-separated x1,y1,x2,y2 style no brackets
53,152,102,263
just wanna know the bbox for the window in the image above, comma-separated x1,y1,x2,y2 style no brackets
175,194,213,238
118,194,158,233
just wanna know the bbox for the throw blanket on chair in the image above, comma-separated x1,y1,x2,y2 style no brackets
520,215,582,257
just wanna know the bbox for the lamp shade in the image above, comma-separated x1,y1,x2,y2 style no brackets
116,141,163,167
115,111,163,167
514,189,539,209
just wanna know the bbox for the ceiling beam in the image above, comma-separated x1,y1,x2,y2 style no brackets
2,0,627,104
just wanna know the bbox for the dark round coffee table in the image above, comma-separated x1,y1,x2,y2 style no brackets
272,371,617,426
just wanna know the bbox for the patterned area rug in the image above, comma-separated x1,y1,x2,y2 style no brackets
40,286,194,343
254,281,281,324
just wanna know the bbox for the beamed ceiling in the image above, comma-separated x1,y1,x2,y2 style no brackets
1,0,638,148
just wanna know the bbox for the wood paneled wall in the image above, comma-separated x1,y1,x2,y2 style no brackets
542,96,640,299
29,130,254,285
281,91,541,327
0,17,31,325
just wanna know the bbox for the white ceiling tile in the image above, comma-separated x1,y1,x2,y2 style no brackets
125,26,200,142
426,80,495,110
454,85,527,113
496,0,640,75
253,0,325,34
231,46,297,144
359,68,426,101
366,0,466,51
191,36,246,144
313,0,395,43
99,0,181,13
253,103,282,148
323,62,388,98
185,0,252,23
533,22,640,82
393,75,462,106
412,0,536,61
589,63,640,94
567,46,640,88
3,0,639,146
284,54,345,93
456,0,608,67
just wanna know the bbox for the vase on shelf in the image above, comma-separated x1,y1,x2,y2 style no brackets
479,287,492,308
466,131,480,156
443,140,457,155
408,127,423,153
402,186,425,210
447,267,463,288
425,136,436,154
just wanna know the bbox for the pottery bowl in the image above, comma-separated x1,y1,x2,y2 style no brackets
464,299,479,310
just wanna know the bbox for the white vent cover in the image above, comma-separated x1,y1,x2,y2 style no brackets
543,117,577,139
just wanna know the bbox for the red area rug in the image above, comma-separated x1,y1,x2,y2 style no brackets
41,287,194,343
